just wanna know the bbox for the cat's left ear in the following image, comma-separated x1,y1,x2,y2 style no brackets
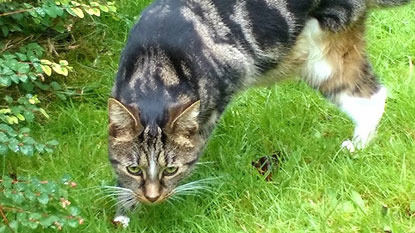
166,100,201,137
108,98,143,141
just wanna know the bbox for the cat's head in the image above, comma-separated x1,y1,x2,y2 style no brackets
108,98,204,205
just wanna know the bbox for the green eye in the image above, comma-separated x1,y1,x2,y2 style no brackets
126,166,142,176
163,166,178,176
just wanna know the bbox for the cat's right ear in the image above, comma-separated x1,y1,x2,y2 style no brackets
108,98,143,141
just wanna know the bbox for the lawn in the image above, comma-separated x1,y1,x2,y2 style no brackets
1,1,415,232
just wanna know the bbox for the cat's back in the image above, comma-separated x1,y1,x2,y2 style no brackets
131,0,318,49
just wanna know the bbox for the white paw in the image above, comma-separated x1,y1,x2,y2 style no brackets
341,140,356,153
113,216,130,228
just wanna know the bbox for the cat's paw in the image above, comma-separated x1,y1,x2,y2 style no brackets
341,140,356,153
113,216,130,228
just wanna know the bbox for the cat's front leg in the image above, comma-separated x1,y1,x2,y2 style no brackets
113,204,132,228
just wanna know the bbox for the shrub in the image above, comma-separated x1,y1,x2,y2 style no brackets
0,0,116,156
0,175,83,232
0,1,117,231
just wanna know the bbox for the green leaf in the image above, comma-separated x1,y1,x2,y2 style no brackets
40,215,60,227
0,124,17,136
1,176,12,188
28,221,39,230
59,60,69,66
50,81,62,90
1,66,14,75
99,5,109,12
12,192,24,204
16,52,28,61
39,108,50,118
20,127,31,134
41,65,52,76
35,81,50,91
19,74,29,83
9,221,18,231
22,81,35,92
23,3,33,9
21,145,34,156
67,219,79,228
45,6,57,18
69,206,81,216
0,132,8,143
25,190,37,202
38,193,49,205
46,140,59,146
8,137,19,151
22,137,36,145
57,93,67,100
4,96,13,104
44,146,54,153
10,75,20,84
0,144,8,155
35,7,46,17
17,63,30,74
61,174,72,182
71,7,84,18
29,213,42,220
0,76,12,87
108,5,116,12
1,26,9,37
23,111,35,123
35,144,45,153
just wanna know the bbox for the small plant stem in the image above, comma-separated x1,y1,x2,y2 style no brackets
0,205,15,233
0,9,32,17
1,206,26,213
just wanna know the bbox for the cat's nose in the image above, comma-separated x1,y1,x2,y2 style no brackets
145,194,161,203
144,182,161,203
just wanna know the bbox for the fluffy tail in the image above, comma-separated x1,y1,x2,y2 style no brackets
368,0,411,7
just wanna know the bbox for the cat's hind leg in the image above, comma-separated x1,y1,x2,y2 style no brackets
297,18,387,151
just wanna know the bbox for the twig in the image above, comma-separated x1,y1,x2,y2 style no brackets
0,205,15,233
0,179,48,184
0,40,12,54
0,9,32,17
1,206,26,213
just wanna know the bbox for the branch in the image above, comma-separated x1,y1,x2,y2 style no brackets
0,9,32,17
0,205,15,233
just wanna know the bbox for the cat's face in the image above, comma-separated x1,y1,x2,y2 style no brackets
108,98,204,205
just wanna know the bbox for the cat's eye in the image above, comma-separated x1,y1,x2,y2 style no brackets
163,166,178,176
126,166,142,176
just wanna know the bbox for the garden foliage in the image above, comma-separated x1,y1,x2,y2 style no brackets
0,0,116,231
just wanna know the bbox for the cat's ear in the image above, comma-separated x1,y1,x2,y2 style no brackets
167,100,200,137
108,98,143,141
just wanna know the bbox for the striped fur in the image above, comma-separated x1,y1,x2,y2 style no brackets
109,0,411,221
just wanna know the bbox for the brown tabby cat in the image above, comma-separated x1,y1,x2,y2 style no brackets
108,0,411,227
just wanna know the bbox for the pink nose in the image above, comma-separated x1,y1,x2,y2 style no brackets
144,194,161,203
144,182,161,203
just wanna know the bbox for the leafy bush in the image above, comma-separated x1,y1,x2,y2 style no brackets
0,175,83,232
1,1,117,231
0,0,116,156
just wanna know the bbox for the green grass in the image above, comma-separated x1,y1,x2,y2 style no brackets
2,1,415,232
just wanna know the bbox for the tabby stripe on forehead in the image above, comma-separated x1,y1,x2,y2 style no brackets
148,152,158,180
109,159,120,165
185,157,199,166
